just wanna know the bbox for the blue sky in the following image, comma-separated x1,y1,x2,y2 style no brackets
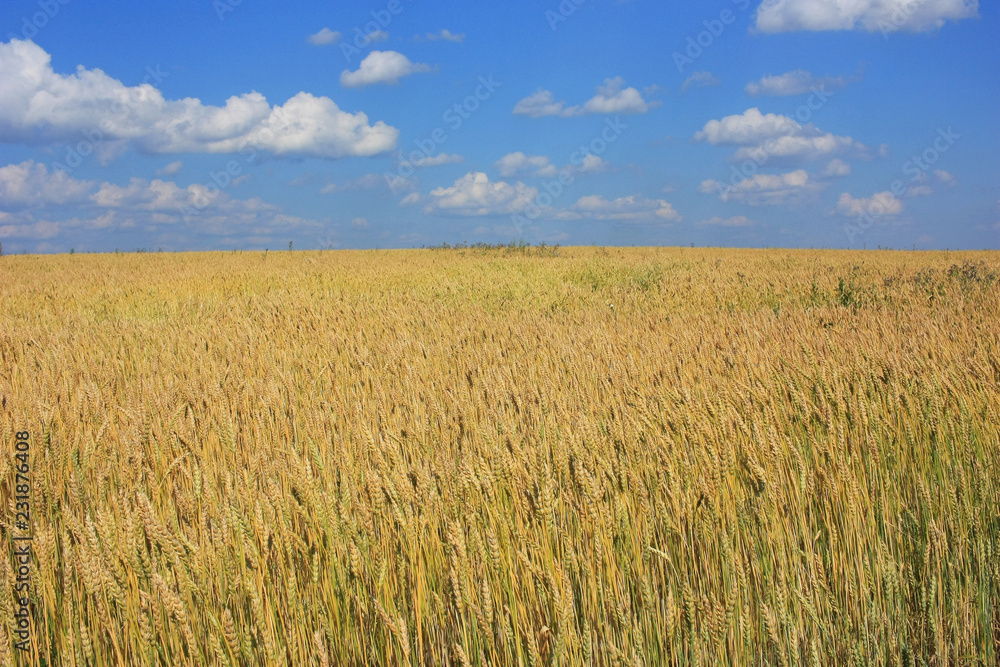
0,0,996,253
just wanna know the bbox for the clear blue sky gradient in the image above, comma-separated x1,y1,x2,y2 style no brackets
0,0,997,252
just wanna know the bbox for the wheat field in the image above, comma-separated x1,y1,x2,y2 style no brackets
0,247,998,665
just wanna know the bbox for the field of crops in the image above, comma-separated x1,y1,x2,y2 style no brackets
1,247,998,665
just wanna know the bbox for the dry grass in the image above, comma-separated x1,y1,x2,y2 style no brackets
0,247,998,665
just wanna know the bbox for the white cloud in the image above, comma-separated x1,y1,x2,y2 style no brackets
572,195,681,222
682,71,720,93
424,29,465,42
699,169,819,206
0,160,315,240
495,151,609,180
732,134,864,163
934,169,956,185
91,177,275,215
512,89,567,118
906,185,934,197
0,40,398,160
399,192,422,207
351,217,369,228
340,50,431,87
513,77,657,118
698,216,753,227
5,160,246,215
156,161,183,176
745,69,851,96
695,107,800,145
0,161,94,207
223,93,399,158
496,152,558,178
425,172,538,216
837,191,904,216
0,218,61,240
308,28,341,46
754,0,979,34
821,159,851,177
577,154,609,174
577,77,659,115
694,108,866,165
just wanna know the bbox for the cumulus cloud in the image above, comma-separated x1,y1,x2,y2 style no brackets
399,192,422,207
156,161,183,176
699,169,819,206
0,39,398,160
425,172,538,216
695,108,800,145
0,161,264,215
0,160,94,208
577,77,660,115
572,195,681,222
934,169,956,185
91,177,274,214
495,152,609,179
682,71,720,93
0,160,315,241
512,90,567,118
0,218,62,240
731,134,864,164
837,191,904,217
745,69,852,96
694,108,866,165
308,28,341,46
496,152,558,178
339,50,431,87
513,77,658,118
423,29,465,42
576,154,609,173
821,159,852,177
698,216,753,227
754,0,979,34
